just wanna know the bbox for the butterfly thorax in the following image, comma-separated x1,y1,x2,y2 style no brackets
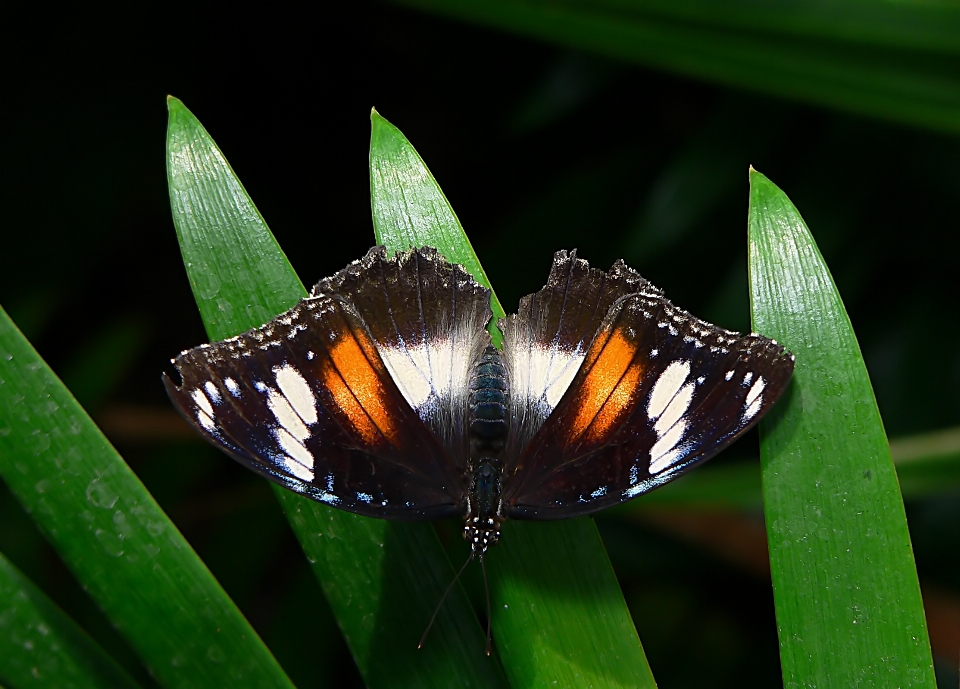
464,345,508,555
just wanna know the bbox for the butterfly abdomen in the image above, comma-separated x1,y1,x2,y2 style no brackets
468,345,509,456
464,346,508,553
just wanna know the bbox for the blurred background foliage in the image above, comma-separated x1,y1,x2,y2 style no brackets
2,2,958,687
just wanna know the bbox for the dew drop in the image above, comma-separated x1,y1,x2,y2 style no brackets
85,479,119,509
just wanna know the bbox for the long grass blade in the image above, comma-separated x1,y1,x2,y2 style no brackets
166,97,508,688
0,304,295,688
369,110,656,688
747,169,936,687
0,553,141,689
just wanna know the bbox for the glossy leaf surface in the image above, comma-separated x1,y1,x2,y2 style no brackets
370,111,506,347
369,111,656,689
747,170,936,687
166,97,508,689
0,305,294,688
0,553,140,689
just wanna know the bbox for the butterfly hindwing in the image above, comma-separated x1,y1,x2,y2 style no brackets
501,261,795,519
499,250,654,459
164,247,491,520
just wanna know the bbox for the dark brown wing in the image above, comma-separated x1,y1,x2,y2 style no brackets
164,246,491,520
499,250,653,459
501,265,794,520
314,246,491,462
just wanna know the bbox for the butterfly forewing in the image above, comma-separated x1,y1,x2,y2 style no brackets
314,246,491,464
165,247,492,521
499,250,655,459
501,268,794,519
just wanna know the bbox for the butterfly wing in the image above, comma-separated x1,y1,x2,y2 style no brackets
313,246,492,461
499,250,653,460
164,246,492,520
501,259,794,520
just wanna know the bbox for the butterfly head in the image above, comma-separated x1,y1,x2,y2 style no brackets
464,457,505,556
464,514,502,557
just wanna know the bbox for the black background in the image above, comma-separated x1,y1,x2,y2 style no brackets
3,3,959,687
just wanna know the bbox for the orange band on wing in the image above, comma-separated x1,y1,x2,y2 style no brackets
567,328,642,443
322,330,398,446
583,362,642,445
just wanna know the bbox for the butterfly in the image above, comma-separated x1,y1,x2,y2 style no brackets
164,246,794,648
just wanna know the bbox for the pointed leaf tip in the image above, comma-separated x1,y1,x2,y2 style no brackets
747,173,936,688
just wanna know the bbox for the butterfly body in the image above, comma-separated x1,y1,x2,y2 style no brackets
165,246,794,555
464,344,509,554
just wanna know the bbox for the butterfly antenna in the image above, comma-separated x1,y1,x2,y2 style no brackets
481,553,493,656
418,552,474,650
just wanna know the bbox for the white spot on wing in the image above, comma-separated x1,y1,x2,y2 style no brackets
725,370,734,381
275,364,318,425
224,377,240,396
267,389,310,441
654,382,694,436
197,411,215,432
651,421,686,462
745,376,765,407
742,376,766,421
649,446,684,474
203,381,221,404
509,342,586,412
647,360,691,420
371,308,488,442
191,389,217,432
283,456,314,481
276,427,314,471
191,389,214,416
542,346,584,408
379,343,434,409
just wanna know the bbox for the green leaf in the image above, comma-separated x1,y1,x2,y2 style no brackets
747,170,936,687
0,305,295,688
0,552,140,689
166,97,508,689
393,0,960,134
369,110,506,347
369,110,656,688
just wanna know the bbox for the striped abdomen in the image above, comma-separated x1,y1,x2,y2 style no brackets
466,345,508,554
468,345,508,456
